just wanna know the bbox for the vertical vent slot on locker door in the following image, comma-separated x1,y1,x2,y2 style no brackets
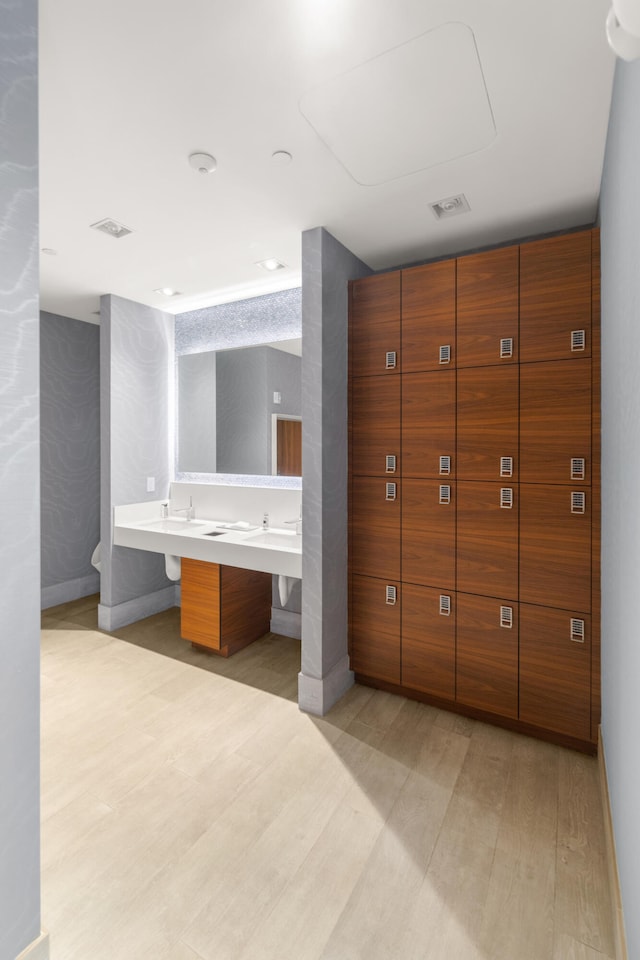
385,455,397,474
500,487,513,509
439,595,451,616
500,606,513,628
571,458,586,480
439,344,451,364
571,491,586,514
571,329,586,351
500,338,513,359
570,618,585,642
385,482,397,501
386,585,397,605
500,457,513,478
385,351,397,369
439,485,451,504
439,456,451,475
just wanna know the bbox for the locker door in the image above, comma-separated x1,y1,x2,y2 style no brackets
350,575,401,684
457,246,519,367
402,479,455,589
351,477,400,580
351,375,400,478
456,593,518,719
402,370,455,479
402,584,456,701
456,481,518,600
457,366,519,481
520,604,591,741
350,272,401,378
520,230,592,362
520,484,591,612
401,260,456,373
520,359,591,484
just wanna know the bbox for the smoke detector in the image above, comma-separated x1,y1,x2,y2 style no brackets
188,152,217,174
430,194,471,220
90,218,132,239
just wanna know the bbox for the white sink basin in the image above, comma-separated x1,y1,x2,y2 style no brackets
139,518,206,531
245,529,301,549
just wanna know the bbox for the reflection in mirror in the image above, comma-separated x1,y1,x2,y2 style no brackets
177,339,301,477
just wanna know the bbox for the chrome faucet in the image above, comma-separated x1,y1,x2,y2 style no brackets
172,495,194,521
285,511,302,536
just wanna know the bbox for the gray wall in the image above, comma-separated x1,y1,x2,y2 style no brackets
0,0,43,956
599,58,640,959
178,351,217,473
40,311,100,607
216,346,269,474
299,228,372,712
99,295,175,629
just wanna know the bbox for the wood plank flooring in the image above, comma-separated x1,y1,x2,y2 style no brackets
41,597,615,960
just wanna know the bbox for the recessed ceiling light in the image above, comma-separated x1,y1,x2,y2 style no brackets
90,218,132,239
256,258,286,272
429,194,471,220
188,152,217,174
271,150,293,165
41,247,57,256
154,287,182,297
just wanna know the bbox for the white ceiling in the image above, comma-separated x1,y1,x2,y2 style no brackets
38,0,616,325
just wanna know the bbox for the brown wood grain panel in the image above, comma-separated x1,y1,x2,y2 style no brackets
351,375,400,477
520,604,591,741
402,479,455,589
520,359,591,484
401,260,456,373
181,558,221,649
402,370,455,479
520,484,591,612
219,565,272,656
457,365,519,480
276,419,302,476
351,476,401,580
402,583,455,700
456,481,518,600
520,230,592,362
590,227,601,741
456,593,518,719
350,574,401,684
457,245,519,367
350,272,401,378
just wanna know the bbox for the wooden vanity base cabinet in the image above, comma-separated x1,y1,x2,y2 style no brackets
180,558,271,657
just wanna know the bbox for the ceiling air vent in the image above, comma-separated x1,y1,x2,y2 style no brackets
430,194,471,220
90,218,132,239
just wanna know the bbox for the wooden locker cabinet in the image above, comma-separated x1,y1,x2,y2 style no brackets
350,271,401,378
401,260,456,373
351,375,400,478
350,574,401,684
351,476,401,581
457,365,519,481
402,479,456,590
456,245,519,368
402,584,455,700
456,481,519,601
181,559,272,657
456,593,518,719
402,370,455,479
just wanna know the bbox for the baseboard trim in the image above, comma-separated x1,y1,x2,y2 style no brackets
41,573,100,610
270,607,302,640
598,727,628,960
298,655,354,716
98,585,178,631
16,930,49,960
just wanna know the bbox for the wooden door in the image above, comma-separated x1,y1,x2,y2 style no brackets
351,476,401,580
456,593,518,719
401,260,456,373
520,359,591,484
181,558,221,650
520,484,591,612
456,481,518,600
402,370,455,479
350,574,401,684
402,584,455,700
351,375,400,478
276,419,302,476
457,365,519,481
520,230,592,362
350,272,401,378
456,246,519,367
402,479,455,589
519,604,591,741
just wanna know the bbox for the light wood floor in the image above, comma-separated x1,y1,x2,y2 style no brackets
41,597,615,960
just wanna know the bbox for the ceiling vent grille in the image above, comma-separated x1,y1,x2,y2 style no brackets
430,194,471,220
90,218,132,239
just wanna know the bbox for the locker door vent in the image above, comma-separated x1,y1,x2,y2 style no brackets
570,618,585,643
439,595,451,616
571,491,586,514
385,482,397,501
571,329,586,351
439,455,451,475
500,606,513,628
385,351,397,370
439,485,451,504
385,585,397,605
439,344,451,364
500,487,514,509
385,455,397,474
571,458,586,480
500,338,513,359
500,456,513,478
